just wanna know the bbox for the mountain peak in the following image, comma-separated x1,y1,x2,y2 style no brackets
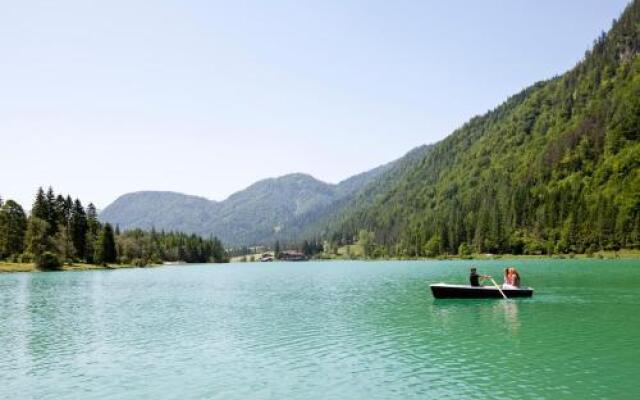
114,190,214,203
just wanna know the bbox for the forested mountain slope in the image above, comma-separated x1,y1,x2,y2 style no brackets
203,173,341,245
306,144,432,240
329,1,640,256
99,149,417,246
99,191,218,235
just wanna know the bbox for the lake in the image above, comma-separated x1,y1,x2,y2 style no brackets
1,259,638,399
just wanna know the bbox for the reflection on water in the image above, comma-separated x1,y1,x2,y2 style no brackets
497,300,520,333
0,259,639,399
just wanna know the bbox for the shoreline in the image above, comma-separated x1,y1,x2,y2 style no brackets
319,251,640,262
4,250,638,272
230,249,640,263
0,262,146,273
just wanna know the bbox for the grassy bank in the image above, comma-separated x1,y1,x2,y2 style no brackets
0,262,138,273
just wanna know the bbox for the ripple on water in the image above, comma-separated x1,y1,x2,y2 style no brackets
1,260,639,399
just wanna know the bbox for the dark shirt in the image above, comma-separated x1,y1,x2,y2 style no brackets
470,272,480,287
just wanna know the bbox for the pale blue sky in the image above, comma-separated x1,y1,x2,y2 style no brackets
0,0,630,208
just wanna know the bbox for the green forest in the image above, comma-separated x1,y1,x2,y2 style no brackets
322,1,640,258
0,187,228,269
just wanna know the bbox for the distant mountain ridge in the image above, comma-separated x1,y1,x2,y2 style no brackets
99,191,216,234
99,146,430,246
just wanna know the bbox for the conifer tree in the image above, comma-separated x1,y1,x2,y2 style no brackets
45,187,58,235
31,187,48,221
95,223,117,264
70,199,87,260
0,200,27,259
85,203,100,263
55,195,68,227
86,203,99,230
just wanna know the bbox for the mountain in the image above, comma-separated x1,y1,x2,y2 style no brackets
303,144,432,240
327,1,640,256
99,147,428,246
98,191,218,234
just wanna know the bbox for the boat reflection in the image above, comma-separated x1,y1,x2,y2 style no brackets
495,300,520,333
431,298,521,334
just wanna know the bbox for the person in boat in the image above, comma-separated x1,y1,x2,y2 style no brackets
469,267,491,287
511,267,521,287
502,267,521,289
502,268,515,289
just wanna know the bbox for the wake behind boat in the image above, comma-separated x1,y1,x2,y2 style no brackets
430,283,534,299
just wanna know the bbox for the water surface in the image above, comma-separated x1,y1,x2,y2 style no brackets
1,259,638,399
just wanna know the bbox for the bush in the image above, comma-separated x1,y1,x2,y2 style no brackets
131,258,148,267
458,242,471,257
523,236,546,255
423,235,441,258
19,253,33,263
37,252,62,270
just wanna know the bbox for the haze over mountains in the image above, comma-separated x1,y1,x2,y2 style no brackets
99,145,430,246
101,1,640,254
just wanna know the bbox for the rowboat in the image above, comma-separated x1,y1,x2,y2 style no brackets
430,283,534,299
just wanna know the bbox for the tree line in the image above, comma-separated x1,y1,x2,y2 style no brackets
0,187,228,269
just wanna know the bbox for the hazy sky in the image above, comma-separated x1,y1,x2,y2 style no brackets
0,0,630,208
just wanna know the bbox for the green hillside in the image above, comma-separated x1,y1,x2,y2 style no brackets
99,156,402,246
328,1,640,257
307,144,432,240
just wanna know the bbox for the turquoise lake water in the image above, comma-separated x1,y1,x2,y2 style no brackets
1,259,639,399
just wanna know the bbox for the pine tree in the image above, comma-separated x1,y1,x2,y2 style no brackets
70,199,87,260
95,223,117,264
31,187,48,221
86,203,99,231
45,187,58,235
55,195,69,227
84,203,100,263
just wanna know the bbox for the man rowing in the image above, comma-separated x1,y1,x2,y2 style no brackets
469,267,492,287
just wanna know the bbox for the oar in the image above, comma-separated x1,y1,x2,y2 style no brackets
490,278,508,300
